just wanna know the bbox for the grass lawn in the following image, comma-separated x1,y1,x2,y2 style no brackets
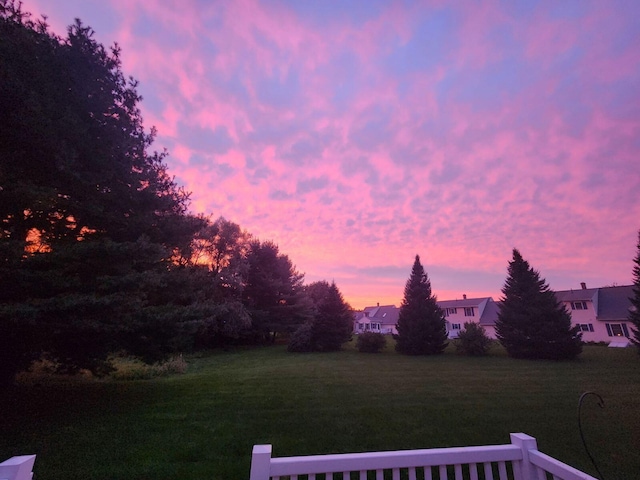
1,342,639,479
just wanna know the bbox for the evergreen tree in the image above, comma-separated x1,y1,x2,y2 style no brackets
288,281,353,352
629,230,640,352
308,281,353,351
495,249,582,360
0,2,204,384
394,255,448,355
241,240,309,342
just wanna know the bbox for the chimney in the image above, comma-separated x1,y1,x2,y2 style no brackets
463,294,467,300
581,282,587,290
377,302,379,307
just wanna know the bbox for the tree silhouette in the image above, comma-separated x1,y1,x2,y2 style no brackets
495,249,582,360
394,255,448,355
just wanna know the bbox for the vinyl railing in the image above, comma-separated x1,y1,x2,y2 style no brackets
249,433,598,480
0,455,35,480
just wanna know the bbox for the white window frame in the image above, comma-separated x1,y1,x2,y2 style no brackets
464,307,474,317
606,323,629,337
571,301,588,310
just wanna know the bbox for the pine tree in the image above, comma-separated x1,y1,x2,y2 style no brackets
394,255,448,355
629,230,640,352
309,282,353,351
495,249,582,360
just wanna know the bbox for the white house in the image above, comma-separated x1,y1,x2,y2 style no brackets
353,304,398,334
555,284,635,346
437,295,500,338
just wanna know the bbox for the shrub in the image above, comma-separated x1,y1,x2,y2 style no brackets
110,355,188,380
287,323,314,352
357,332,387,353
454,322,492,356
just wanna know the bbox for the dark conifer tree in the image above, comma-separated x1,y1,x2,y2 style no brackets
394,255,448,355
309,281,353,351
0,3,205,384
495,249,582,360
629,230,640,352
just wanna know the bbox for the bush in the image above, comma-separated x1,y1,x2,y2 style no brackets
287,323,313,352
357,332,387,353
454,322,492,356
109,355,188,381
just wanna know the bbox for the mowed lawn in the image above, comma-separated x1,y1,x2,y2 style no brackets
1,343,639,480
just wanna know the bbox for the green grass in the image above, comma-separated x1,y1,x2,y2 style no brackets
1,343,639,479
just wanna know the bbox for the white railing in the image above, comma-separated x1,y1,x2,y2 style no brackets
0,455,36,480
249,433,598,480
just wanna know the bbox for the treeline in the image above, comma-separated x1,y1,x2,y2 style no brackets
0,1,352,386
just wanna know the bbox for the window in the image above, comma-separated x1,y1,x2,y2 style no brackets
464,307,474,317
578,324,594,332
445,308,457,316
571,301,587,310
371,322,381,331
606,323,629,337
451,323,461,330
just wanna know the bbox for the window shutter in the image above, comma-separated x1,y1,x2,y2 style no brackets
622,323,629,337
605,324,612,336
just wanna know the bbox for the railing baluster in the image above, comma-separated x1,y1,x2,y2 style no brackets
408,466,417,480
424,465,433,480
483,462,494,480
469,463,479,480
376,468,384,480
497,461,508,480
439,464,447,479
392,467,400,480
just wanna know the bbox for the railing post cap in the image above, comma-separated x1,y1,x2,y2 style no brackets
0,455,36,466
510,433,535,442
253,445,272,455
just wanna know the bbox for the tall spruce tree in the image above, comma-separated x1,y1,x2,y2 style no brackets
629,230,640,352
495,249,582,360
394,255,448,355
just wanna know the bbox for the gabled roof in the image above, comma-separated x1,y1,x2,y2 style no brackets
438,297,490,308
596,285,634,321
357,305,399,324
479,299,500,326
554,288,598,302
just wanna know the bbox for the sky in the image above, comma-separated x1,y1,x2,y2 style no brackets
22,0,640,309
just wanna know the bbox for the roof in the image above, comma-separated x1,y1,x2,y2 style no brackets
554,288,598,302
357,304,399,324
596,285,634,321
438,297,490,308
479,299,500,326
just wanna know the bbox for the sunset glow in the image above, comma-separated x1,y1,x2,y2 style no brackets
23,0,640,308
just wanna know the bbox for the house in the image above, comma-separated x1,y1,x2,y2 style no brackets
555,284,635,346
354,284,636,346
437,295,500,338
353,304,398,334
